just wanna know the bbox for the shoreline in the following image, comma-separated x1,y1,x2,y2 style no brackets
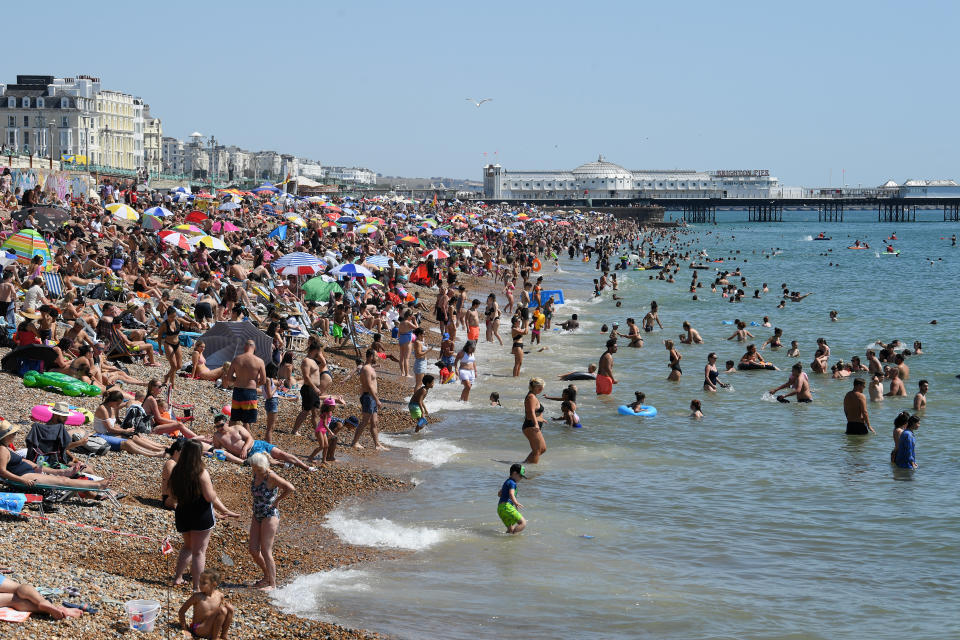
0,274,495,638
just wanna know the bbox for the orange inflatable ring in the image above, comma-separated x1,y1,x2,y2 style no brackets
531,258,542,272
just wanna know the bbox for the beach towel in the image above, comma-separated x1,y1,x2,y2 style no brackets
0,608,31,622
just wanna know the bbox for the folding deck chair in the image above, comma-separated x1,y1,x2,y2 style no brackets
42,271,64,301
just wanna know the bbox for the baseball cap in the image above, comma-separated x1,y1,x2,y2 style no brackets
509,463,527,478
442,332,450,340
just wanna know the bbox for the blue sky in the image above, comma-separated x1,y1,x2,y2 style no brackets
7,0,957,185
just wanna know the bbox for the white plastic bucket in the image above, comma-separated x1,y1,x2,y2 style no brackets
125,599,161,632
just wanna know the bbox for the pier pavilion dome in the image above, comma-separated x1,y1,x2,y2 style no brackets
572,155,632,180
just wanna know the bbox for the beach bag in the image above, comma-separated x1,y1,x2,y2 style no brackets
73,433,110,456
121,405,153,435
18,360,44,377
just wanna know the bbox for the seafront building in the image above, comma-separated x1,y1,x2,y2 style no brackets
483,156,796,201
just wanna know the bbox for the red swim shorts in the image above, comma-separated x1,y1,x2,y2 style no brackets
595,374,613,395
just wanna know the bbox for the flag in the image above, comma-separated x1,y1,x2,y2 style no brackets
432,193,438,207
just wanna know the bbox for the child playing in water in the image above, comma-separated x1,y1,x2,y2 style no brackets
497,463,527,534
530,308,544,344
690,399,703,419
489,392,502,406
629,391,647,412
409,374,434,431
178,569,233,639
787,340,800,357
552,400,582,428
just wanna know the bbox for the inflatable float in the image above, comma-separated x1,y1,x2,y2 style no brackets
23,371,101,397
31,404,94,426
617,404,658,417
847,246,870,250
813,237,831,241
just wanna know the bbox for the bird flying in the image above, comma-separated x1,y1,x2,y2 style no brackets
466,98,493,107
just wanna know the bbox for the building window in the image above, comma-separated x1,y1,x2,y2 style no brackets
23,98,30,108
23,116,29,127
6,116,12,127
62,117,68,127
6,98,13,108
37,98,44,108
7,132,14,145
23,131,30,146
61,98,68,108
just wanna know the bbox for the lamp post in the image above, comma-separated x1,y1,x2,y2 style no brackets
47,119,55,169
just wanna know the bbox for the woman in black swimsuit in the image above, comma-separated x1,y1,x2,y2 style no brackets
171,441,239,592
666,339,682,382
160,307,198,389
522,377,547,464
703,353,726,391
511,316,527,378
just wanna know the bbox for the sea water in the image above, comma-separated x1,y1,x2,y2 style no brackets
275,215,960,639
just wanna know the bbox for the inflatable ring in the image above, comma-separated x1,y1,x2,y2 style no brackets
618,404,658,417
531,258,542,272
31,404,93,426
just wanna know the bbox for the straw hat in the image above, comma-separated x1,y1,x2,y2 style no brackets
20,310,40,320
50,402,72,418
0,419,19,442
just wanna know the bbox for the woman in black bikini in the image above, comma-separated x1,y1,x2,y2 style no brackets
160,307,199,389
171,441,239,592
511,316,527,378
522,377,547,464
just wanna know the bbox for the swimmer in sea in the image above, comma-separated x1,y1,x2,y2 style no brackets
761,327,783,351
703,353,728,391
913,379,928,410
761,316,772,328
625,317,644,348
885,367,906,397
724,360,737,374
843,378,875,435
665,340,682,381
629,391,647,412
787,340,800,357
769,363,812,402
560,314,580,331
497,463,526,534
552,400,582,429
689,399,703,419
596,340,618,396
679,321,702,344
810,349,828,374
829,310,839,322
490,392,501,407
869,374,884,402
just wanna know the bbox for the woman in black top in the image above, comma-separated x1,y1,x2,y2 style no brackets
160,307,198,390
170,441,238,591
521,378,547,464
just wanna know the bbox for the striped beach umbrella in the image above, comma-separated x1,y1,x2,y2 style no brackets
144,206,174,218
272,252,324,269
172,224,205,235
423,248,450,260
364,255,393,268
106,203,139,221
330,263,373,278
141,214,164,230
278,262,325,276
1,229,52,268
158,230,192,250
188,235,229,252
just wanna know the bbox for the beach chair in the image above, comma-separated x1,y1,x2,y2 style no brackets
42,271,64,300
1,477,121,510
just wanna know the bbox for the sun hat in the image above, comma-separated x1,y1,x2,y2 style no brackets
20,310,40,320
322,397,336,406
0,419,19,442
50,402,72,418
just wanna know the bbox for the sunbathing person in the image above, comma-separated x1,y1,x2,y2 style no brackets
202,415,313,471
93,391,169,457
0,575,83,620
0,420,114,488
190,341,231,385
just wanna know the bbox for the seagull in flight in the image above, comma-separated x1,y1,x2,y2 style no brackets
466,97,493,108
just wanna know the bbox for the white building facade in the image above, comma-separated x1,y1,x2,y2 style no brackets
322,165,376,184
483,156,783,201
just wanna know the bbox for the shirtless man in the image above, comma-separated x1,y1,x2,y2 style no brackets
465,299,481,343
595,339,618,395
869,374,884,402
224,340,266,431
351,349,388,450
769,363,812,402
894,353,910,381
679,321,702,345
866,349,883,376
843,378,875,435
625,318,643,348
913,379,928,410
885,367,907,397
208,415,312,470
292,342,323,436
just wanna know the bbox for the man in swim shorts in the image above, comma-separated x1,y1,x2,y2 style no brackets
596,339,618,395
843,378,875,435
497,463,527,534
465,298,481,342
351,349,389,451
208,417,314,471
224,340,265,429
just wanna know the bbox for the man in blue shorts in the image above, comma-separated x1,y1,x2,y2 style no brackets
497,463,527,534
208,416,315,471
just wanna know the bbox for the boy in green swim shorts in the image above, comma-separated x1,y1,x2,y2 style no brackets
409,375,434,432
497,463,527,534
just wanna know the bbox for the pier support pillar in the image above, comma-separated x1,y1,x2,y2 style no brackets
682,204,716,224
747,203,783,222
944,203,960,222
817,202,844,222
878,202,916,223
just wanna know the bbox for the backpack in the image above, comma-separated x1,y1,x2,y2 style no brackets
121,404,154,435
